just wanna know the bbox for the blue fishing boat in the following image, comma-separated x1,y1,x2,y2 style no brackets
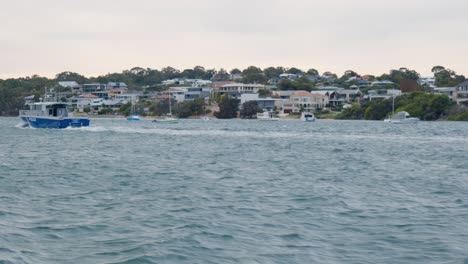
20,102,90,128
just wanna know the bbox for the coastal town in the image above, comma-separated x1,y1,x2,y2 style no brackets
2,65,468,121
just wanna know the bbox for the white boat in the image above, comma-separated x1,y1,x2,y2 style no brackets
383,92,418,124
384,111,419,124
257,111,279,121
153,96,179,124
20,102,90,128
19,92,89,128
201,116,211,121
301,112,316,122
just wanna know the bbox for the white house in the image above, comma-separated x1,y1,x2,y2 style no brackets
218,83,265,98
281,91,327,114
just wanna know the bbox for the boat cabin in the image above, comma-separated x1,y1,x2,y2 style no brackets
21,102,69,118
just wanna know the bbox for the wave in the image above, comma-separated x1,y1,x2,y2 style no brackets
63,125,468,144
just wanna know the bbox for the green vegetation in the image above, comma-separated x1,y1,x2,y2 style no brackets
214,95,240,119
278,77,315,91
336,103,365,120
447,110,468,121
98,108,113,115
432,66,465,87
240,101,261,119
176,99,205,118
337,93,452,121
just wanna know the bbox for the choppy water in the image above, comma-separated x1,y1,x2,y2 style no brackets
1,117,468,264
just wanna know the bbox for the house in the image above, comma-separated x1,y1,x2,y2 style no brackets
218,83,265,99
367,89,401,101
329,89,362,106
432,87,457,101
82,83,106,93
168,87,210,103
229,73,243,81
272,90,296,100
59,81,81,93
371,80,395,87
455,81,468,104
281,91,327,114
107,82,128,90
240,94,279,111
418,77,436,88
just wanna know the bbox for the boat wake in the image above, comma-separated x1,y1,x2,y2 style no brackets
62,125,468,143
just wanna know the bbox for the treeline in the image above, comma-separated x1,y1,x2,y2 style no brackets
0,65,466,116
336,92,455,121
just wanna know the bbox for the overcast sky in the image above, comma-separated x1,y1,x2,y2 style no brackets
1,0,467,78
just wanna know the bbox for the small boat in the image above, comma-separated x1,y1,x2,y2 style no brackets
127,115,141,121
257,110,279,121
201,116,211,121
384,111,419,124
153,116,179,124
127,98,141,121
20,102,90,128
152,96,179,123
301,112,316,122
383,93,418,124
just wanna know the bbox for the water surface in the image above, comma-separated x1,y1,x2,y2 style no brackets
1,117,467,263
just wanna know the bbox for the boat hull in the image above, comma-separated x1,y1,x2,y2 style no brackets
153,119,179,124
387,118,419,124
21,117,90,128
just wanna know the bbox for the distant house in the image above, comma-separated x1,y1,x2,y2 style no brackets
59,81,81,93
240,94,278,111
329,89,362,106
281,91,327,114
272,90,296,100
83,83,106,92
229,73,243,81
367,89,401,101
455,81,468,104
218,83,265,99
432,87,457,101
279,73,299,80
371,80,395,87
168,87,210,103
418,77,436,88
107,82,128,90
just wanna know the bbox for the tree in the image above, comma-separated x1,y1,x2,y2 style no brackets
176,98,205,118
258,88,272,97
263,66,286,79
286,67,304,75
214,95,240,119
230,68,242,75
212,68,230,81
388,67,420,83
336,103,365,120
432,66,465,87
242,66,267,84
278,77,315,91
306,69,319,76
161,66,181,79
240,101,261,119
55,71,88,84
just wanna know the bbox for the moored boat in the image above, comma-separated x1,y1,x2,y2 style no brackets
384,111,419,124
257,111,279,121
301,112,316,122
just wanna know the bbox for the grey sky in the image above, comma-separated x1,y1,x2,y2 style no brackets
1,0,467,78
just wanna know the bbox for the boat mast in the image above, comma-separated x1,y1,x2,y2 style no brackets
392,90,395,115
169,95,172,116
